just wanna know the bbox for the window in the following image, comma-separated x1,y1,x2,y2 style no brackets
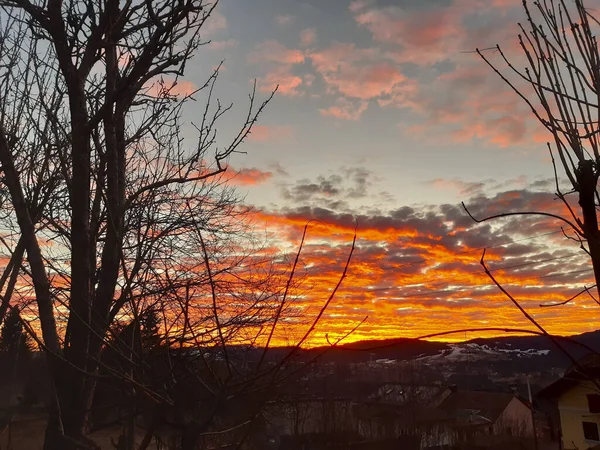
583,421,600,441
587,394,600,413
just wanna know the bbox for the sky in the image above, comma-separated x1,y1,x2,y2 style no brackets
171,0,599,344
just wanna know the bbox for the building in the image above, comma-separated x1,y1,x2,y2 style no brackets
355,385,535,449
434,386,535,437
538,354,600,450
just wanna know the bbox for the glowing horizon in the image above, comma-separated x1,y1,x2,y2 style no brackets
14,0,599,350
171,0,600,347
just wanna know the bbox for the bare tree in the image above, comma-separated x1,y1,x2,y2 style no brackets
0,1,361,447
465,0,600,299
0,0,297,448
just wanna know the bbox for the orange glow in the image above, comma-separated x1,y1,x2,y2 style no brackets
227,167,273,185
244,208,599,347
10,199,596,350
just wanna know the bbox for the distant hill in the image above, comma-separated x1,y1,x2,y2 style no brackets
465,330,600,365
308,337,449,362
289,330,600,368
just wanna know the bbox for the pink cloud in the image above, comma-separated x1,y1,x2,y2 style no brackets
243,0,526,147
203,10,227,36
303,73,316,87
145,78,198,98
249,40,305,65
257,67,303,96
332,63,406,99
429,178,485,196
307,0,538,148
320,98,368,121
228,167,273,186
349,0,374,13
249,41,306,96
117,50,134,69
276,15,293,25
309,42,377,73
377,80,420,110
352,0,519,66
354,7,462,65
532,127,553,144
309,43,413,101
300,28,317,47
452,115,527,147
426,66,524,125
169,80,198,97
207,39,238,50
395,58,536,147
359,8,456,47
489,0,520,7
247,125,293,142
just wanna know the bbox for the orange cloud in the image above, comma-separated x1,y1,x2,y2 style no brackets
21,185,594,348
228,167,273,186
241,186,596,346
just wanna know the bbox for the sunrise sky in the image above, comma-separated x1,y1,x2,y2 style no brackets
175,0,599,344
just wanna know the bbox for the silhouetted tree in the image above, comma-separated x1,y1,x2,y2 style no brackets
0,307,33,356
456,0,600,402
139,308,161,353
0,0,277,447
468,0,600,299
0,0,357,447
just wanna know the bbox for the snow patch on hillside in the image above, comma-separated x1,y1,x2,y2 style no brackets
414,343,550,364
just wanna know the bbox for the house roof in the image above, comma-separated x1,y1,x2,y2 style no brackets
537,353,600,399
437,390,523,423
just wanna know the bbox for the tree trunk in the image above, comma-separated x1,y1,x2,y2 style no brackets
576,160,600,300
181,425,200,450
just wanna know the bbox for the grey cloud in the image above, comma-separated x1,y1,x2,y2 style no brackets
276,185,588,286
280,166,379,206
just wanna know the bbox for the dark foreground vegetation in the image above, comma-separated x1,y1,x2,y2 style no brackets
0,0,600,448
2,323,598,449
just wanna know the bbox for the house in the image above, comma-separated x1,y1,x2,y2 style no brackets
355,386,535,449
434,387,535,438
538,354,600,450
